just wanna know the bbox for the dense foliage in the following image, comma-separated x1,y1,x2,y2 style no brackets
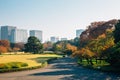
106,20,120,67
52,39,77,55
73,19,120,69
0,40,10,53
24,36,43,54
113,20,120,43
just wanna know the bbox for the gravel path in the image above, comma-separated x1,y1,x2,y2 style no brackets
0,57,120,80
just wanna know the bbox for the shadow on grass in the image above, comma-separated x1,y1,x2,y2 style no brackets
29,57,120,80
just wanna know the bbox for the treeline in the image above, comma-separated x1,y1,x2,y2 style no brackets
0,35,78,54
0,36,43,54
43,38,79,55
73,19,120,68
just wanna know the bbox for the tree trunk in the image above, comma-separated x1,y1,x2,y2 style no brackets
95,58,98,64
80,58,82,63
99,57,102,64
90,58,93,65
86,58,89,64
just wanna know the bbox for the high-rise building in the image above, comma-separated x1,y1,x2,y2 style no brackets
11,29,28,43
76,29,84,37
1,26,16,42
61,38,67,41
50,36,59,43
30,30,42,42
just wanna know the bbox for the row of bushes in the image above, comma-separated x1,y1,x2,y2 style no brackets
0,62,48,73
0,62,28,69
0,57,58,73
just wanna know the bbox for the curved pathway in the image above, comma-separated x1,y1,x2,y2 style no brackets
0,57,120,80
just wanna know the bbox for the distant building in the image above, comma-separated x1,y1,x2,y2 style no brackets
1,26,16,42
11,29,28,43
30,30,42,42
50,36,59,43
61,38,67,41
76,29,84,37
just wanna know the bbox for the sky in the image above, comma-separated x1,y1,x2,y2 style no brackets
0,0,120,42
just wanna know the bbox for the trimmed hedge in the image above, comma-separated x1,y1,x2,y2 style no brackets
0,57,58,73
0,62,28,69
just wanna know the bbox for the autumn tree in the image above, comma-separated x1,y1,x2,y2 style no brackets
73,48,94,65
13,47,20,52
0,40,10,53
43,41,53,51
106,20,120,67
0,40,10,48
14,42,25,51
65,44,77,55
0,46,7,54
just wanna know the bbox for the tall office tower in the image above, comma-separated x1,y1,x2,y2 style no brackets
30,30,42,42
50,36,59,43
11,29,28,43
61,38,67,41
76,29,84,37
1,26,16,42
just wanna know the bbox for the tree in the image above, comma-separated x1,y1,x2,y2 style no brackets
0,40,10,52
0,46,7,54
73,48,94,65
43,41,53,51
24,36,43,54
66,44,77,55
113,20,120,43
106,42,120,67
14,42,25,51
0,40,10,48
105,20,120,67
13,47,20,52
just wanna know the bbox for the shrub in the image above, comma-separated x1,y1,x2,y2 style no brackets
0,64,11,69
0,62,28,69
41,61,48,67
21,63,28,67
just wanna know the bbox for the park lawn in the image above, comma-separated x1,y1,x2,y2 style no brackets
77,59,120,72
0,54,62,68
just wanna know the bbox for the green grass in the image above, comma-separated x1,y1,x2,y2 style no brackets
77,59,120,73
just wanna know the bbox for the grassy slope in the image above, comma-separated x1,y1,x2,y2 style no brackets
77,59,120,72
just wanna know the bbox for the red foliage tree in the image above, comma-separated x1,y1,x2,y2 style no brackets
0,40,10,48
0,46,7,53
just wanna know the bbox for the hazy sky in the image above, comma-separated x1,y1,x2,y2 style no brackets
0,0,120,42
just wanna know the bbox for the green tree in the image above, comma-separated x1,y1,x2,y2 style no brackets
106,42,120,67
105,22,120,67
24,36,43,54
113,20,120,43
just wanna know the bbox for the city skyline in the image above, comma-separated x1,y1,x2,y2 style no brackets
0,25,76,43
0,26,43,43
0,0,120,41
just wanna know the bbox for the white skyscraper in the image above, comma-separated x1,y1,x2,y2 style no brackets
11,29,28,43
30,30,42,42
